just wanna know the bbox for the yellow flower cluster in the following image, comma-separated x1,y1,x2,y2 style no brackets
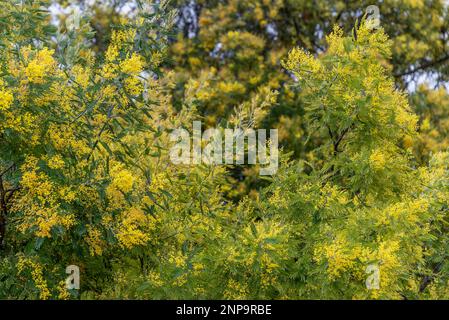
0,85,13,111
315,236,358,280
47,155,65,170
120,53,144,75
217,81,246,95
369,149,387,170
282,47,323,79
24,48,57,84
72,65,90,89
17,256,51,300
224,279,249,299
57,281,71,300
147,271,164,287
48,123,90,155
85,225,105,256
116,207,150,249
12,157,76,238
108,162,135,193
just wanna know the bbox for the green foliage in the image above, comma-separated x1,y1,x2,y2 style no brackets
1,0,449,300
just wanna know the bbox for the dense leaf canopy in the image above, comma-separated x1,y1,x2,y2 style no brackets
0,0,449,299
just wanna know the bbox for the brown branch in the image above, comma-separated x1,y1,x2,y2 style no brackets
281,1,308,50
320,122,354,185
394,53,449,78
5,186,20,203
326,123,334,141
0,162,15,177
86,104,115,161
333,124,353,155
0,175,7,250
419,261,444,293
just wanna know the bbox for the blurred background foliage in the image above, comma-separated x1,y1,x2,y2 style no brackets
50,0,449,198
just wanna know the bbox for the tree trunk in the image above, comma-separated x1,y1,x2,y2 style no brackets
0,212,5,250
0,176,7,250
